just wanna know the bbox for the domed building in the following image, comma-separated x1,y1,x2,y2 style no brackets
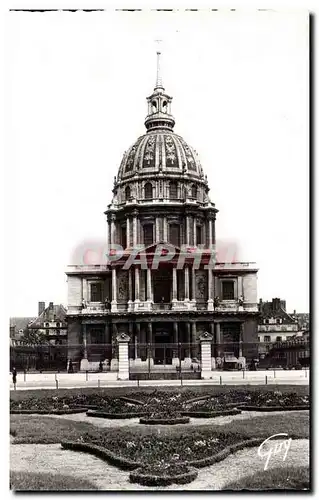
66,53,259,377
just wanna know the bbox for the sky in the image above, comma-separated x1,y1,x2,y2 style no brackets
5,9,309,317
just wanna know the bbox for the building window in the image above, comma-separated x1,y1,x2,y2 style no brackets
221,281,234,300
191,185,197,199
56,322,60,328
90,282,103,302
276,336,282,342
121,226,127,248
264,335,271,342
258,336,260,342
144,182,153,199
169,181,178,199
143,224,154,246
196,225,203,245
125,186,132,201
45,322,49,328
169,224,180,247
276,318,281,324
56,329,60,335
265,319,269,324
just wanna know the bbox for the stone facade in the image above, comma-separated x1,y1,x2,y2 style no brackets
65,52,260,376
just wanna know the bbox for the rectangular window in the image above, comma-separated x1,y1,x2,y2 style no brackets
264,335,271,342
169,224,180,247
222,281,234,300
196,226,202,245
143,224,154,246
90,282,103,302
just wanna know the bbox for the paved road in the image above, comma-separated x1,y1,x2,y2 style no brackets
9,369,309,391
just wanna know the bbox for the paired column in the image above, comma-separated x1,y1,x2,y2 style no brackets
191,269,196,301
173,322,179,361
135,268,140,302
208,216,213,249
147,322,153,361
207,268,214,309
146,268,152,301
239,323,244,357
132,210,138,246
82,324,87,360
191,322,197,358
111,268,117,311
136,322,141,359
185,322,191,358
186,216,190,245
126,216,130,248
110,214,116,245
193,218,197,246
184,267,190,301
215,322,221,358
163,217,168,241
155,217,160,242
172,267,178,301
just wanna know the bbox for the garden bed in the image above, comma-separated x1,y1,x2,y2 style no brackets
139,416,190,425
240,405,310,412
129,465,198,486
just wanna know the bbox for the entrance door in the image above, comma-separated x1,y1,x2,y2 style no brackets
154,333,173,365
153,269,172,303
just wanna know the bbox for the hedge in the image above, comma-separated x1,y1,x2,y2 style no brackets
139,416,190,425
61,441,142,470
129,467,198,486
86,410,150,419
238,405,310,412
10,408,88,415
181,409,242,418
118,396,144,406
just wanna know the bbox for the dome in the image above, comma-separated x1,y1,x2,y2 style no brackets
117,131,204,182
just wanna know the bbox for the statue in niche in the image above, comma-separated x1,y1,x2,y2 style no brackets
118,273,128,300
196,274,206,298
214,296,220,308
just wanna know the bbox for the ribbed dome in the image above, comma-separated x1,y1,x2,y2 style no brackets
117,131,204,181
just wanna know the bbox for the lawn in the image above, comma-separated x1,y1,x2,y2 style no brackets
10,471,97,491
223,466,310,491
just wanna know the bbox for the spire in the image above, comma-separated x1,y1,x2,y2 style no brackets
144,50,175,132
155,51,164,91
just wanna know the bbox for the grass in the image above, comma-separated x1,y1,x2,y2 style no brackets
223,466,310,490
10,471,98,491
10,410,309,446
10,384,309,402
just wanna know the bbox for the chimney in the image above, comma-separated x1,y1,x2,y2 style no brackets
38,301,45,316
272,298,281,311
49,302,54,310
293,309,296,315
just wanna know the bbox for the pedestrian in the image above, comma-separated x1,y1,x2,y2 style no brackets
12,367,17,388
99,360,103,372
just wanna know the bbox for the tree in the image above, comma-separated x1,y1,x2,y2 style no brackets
18,328,50,346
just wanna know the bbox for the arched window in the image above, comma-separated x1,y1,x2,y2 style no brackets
125,186,132,201
276,336,282,342
191,185,197,199
169,181,178,199
144,182,153,199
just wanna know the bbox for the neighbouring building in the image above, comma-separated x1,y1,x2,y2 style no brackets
28,301,68,344
66,52,260,376
258,298,299,354
291,311,310,332
9,317,36,346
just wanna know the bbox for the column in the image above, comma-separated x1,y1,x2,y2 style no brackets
212,216,216,245
110,214,116,245
186,216,190,245
128,269,133,310
135,267,140,302
111,267,117,312
117,333,130,381
126,216,130,248
172,267,177,302
128,322,134,361
135,322,140,361
172,322,179,364
239,323,244,360
208,216,213,249
147,322,153,364
184,267,190,301
80,324,89,371
163,217,167,241
191,269,196,302
193,218,197,246
185,322,191,359
207,268,214,310
147,267,152,302
191,322,197,358
215,322,221,359
133,211,138,246
210,322,216,369
155,217,160,242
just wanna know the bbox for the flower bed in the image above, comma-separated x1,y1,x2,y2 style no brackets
240,405,309,412
86,410,149,419
10,408,88,415
139,416,190,425
129,464,198,486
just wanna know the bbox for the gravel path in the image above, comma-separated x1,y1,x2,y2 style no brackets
45,409,309,429
10,439,309,491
